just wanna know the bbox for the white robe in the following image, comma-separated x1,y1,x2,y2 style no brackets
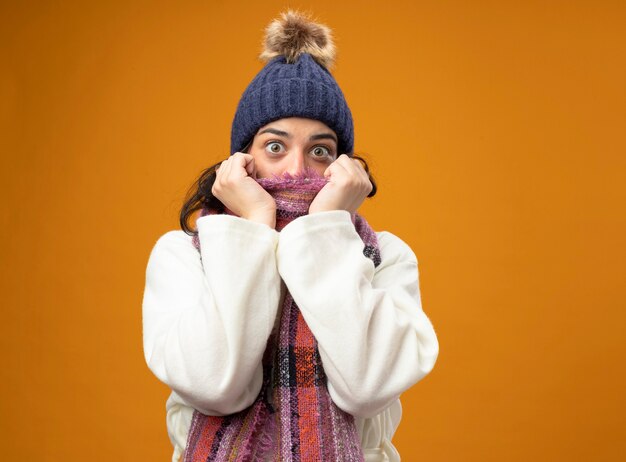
142,210,439,461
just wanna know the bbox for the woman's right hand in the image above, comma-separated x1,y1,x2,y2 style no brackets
212,153,276,228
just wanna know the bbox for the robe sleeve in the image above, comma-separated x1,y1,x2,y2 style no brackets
277,210,439,418
142,215,281,415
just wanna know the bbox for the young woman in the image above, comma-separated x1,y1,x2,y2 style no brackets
143,10,439,462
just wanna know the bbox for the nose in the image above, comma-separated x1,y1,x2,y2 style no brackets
285,149,306,175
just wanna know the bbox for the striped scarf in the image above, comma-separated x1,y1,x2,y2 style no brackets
185,171,381,462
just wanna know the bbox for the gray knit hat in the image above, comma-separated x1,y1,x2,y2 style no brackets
230,11,354,156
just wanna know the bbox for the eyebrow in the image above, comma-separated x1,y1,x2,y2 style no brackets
257,128,338,145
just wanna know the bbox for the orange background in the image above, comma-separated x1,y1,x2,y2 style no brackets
1,0,624,460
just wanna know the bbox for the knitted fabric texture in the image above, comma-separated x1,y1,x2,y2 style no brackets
185,172,381,461
229,53,354,156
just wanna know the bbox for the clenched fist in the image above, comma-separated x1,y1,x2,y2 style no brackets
212,153,277,228
309,154,373,214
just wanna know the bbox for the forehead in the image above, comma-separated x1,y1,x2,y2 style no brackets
258,117,334,134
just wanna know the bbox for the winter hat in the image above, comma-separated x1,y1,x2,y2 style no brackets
230,10,354,156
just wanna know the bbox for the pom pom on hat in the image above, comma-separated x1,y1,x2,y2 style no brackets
259,10,336,70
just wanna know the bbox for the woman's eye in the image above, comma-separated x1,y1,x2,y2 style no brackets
311,146,332,158
265,142,284,154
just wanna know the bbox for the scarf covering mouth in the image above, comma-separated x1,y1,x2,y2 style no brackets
186,169,380,462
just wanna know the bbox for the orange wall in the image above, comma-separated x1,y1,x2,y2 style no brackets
1,1,624,460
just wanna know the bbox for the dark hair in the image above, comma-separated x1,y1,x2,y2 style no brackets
179,148,378,235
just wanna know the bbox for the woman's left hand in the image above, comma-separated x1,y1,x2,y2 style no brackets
309,154,373,214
